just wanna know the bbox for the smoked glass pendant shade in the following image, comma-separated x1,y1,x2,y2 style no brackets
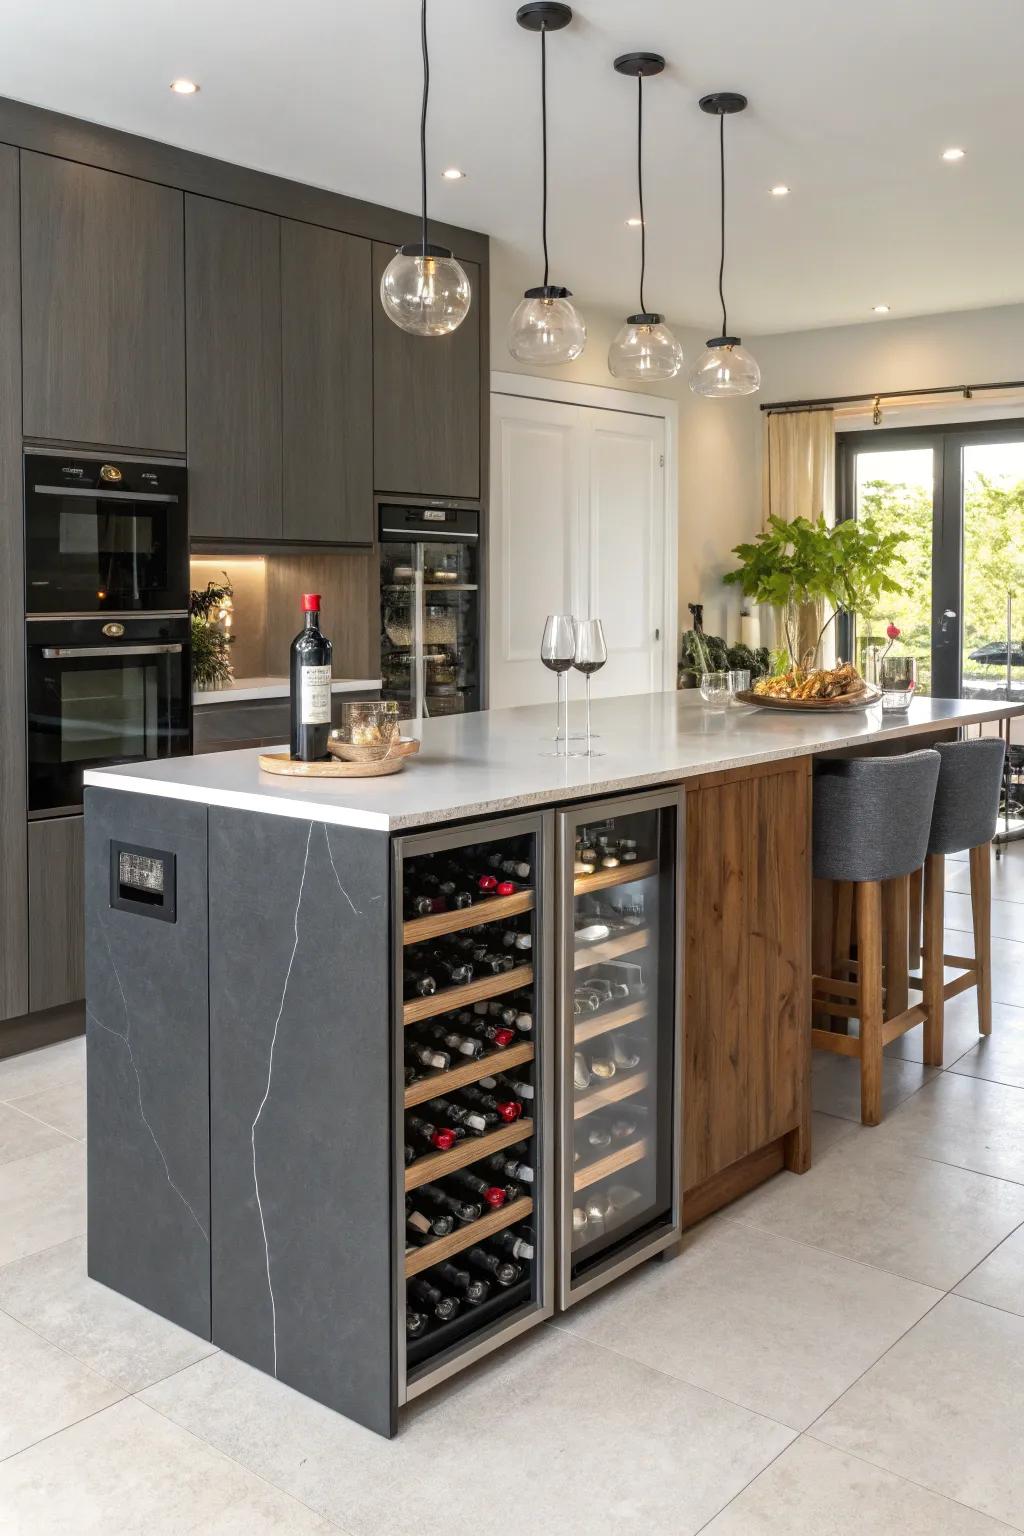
507,285,587,365
607,313,682,381
380,244,472,337
688,336,761,397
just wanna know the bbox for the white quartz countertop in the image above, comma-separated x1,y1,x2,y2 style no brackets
193,676,381,705
84,692,1023,833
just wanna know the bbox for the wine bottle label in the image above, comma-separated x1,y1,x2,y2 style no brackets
299,664,332,725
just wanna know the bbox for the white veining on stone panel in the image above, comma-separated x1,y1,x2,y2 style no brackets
323,825,361,916
251,821,313,1377
90,927,209,1242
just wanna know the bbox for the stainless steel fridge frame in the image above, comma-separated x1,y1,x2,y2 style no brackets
555,786,685,1310
392,810,555,1404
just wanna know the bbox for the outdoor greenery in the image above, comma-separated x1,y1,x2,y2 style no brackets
857,471,1024,695
723,513,907,668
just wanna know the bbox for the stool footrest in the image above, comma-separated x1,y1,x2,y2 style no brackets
812,973,859,999
882,1003,927,1045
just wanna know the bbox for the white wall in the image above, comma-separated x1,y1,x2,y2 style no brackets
489,244,761,644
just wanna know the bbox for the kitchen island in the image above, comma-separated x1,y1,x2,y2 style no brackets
82,692,1022,1438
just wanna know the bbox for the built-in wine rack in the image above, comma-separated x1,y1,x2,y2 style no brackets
395,818,551,1392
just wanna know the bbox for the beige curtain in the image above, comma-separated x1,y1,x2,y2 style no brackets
761,408,836,665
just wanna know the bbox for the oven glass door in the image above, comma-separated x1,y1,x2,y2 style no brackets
27,645,191,813
25,489,186,613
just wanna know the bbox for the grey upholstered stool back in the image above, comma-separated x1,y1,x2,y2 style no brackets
813,750,940,883
928,738,1006,856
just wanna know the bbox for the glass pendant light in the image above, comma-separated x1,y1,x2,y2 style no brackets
608,53,682,382
508,3,586,365
380,0,472,336
689,93,761,398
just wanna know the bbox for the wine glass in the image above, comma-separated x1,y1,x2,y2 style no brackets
574,619,607,756
540,615,577,757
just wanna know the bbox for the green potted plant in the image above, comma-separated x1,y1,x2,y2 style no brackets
189,575,235,689
723,514,907,671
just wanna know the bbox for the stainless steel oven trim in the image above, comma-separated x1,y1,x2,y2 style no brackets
40,644,184,658
556,785,686,1311
26,611,189,622
25,447,186,467
31,484,179,503
391,810,554,1410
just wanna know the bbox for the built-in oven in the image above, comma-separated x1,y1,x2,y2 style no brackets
26,615,192,816
24,449,188,615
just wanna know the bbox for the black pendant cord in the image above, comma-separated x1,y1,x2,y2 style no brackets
540,24,550,287
419,0,429,256
636,76,648,316
717,111,728,337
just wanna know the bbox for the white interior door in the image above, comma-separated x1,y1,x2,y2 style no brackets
489,389,667,708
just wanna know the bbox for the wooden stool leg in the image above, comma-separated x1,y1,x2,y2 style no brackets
882,875,910,1020
970,841,993,1036
857,881,884,1127
908,866,923,971
923,852,945,1067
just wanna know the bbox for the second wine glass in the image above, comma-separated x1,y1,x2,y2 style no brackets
540,614,577,757
574,619,607,756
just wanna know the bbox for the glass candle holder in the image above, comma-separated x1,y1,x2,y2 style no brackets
880,656,917,712
329,700,401,760
700,670,731,711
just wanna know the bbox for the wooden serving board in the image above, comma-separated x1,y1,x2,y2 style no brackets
735,683,882,712
258,752,406,778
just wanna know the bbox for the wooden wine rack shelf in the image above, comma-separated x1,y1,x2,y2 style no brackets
573,1137,648,1193
405,1117,534,1192
574,999,648,1046
404,1196,533,1278
573,858,658,896
404,1041,534,1109
573,928,650,972
402,964,534,1027
403,890,535,946
574,1070,649,1121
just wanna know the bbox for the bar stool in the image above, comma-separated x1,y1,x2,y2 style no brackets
811,750,940,1126
914,738,1006,1066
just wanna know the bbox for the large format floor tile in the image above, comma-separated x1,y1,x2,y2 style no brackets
947,846,1024,905
884,988,992,1068
702,1434,1012,1535
0,1310,123,1461
551,1219,940,1431
7,1077,86,1141
141,1329,794,1536
952,1001,1024,1090
945,890,1024,943
955,1222,1024,1317
814,1294,1024,1530
0,1397,341,1534
872,1071,1024,1184
0,1035,84,1102
0,1140,86,1266
728,1132,1024,1289
0,1100,72,1167
0,1237,217,1393
811,1051,937,1122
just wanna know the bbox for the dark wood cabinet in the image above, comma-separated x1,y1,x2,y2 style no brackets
371,242,480,500
186,196,282,541
21,153,185,452
281,221,373,544
28,816,85,1013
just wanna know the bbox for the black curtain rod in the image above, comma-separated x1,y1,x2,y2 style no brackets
761,378,1024,413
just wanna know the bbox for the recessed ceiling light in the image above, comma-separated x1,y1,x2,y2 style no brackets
625,216,643,227
872,304,891,314
942,146,965,161
441,166,465,180
769,184,790,196
170,78,199,95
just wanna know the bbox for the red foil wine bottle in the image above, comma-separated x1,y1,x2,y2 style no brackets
289,594,333,761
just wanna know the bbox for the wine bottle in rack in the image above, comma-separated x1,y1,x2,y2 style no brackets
406,1041,450,1071
498,926,533,953
425,1096,489,1135
485,1147,534,1184
478,1070,534,1101
404,887,437,918
406,1307,429,1339
467,1245,520,1288
408,1276,461,1322
407,1114,459,1153
491,1225,535,1261
459,1083,523,1123
420,1021,484,1059
404,966,438,999
405,1194,455,1239
427,949,474,986
434,1261,490,1305
448,1168,506,1208
420,1182,481,1224
465,1017,516,1049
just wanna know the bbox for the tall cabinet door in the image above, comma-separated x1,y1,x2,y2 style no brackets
21,153,185,452
372,242,480,499
186,196,282,541
281,220,373,543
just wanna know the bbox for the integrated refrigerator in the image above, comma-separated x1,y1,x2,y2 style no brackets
379,503,482,722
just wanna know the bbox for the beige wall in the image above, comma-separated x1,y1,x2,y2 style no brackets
490,248,761,647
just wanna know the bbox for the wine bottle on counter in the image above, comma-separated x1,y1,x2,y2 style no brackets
434,1261,490,1305
408,1276,461,1322
289,594,333,762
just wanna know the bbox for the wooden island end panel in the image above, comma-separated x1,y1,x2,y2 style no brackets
683,758,811,1219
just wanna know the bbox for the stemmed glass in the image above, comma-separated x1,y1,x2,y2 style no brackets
540,615,577,757
574,619,607,756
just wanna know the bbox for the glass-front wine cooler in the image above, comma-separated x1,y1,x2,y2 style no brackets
392,812,553,1401
557,788,683,1308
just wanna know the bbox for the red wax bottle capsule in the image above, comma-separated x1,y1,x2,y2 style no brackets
477,874,498,893
496,881,517,897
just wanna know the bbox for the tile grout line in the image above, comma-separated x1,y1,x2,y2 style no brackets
0,1097,80,1149
0,1232,86,1277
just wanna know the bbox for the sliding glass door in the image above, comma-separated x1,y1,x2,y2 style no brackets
837,422,1024,702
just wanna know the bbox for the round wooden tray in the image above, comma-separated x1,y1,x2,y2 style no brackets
259,747,411,779
734,684,882,712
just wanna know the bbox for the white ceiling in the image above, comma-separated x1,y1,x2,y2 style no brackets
1,0,1020,334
